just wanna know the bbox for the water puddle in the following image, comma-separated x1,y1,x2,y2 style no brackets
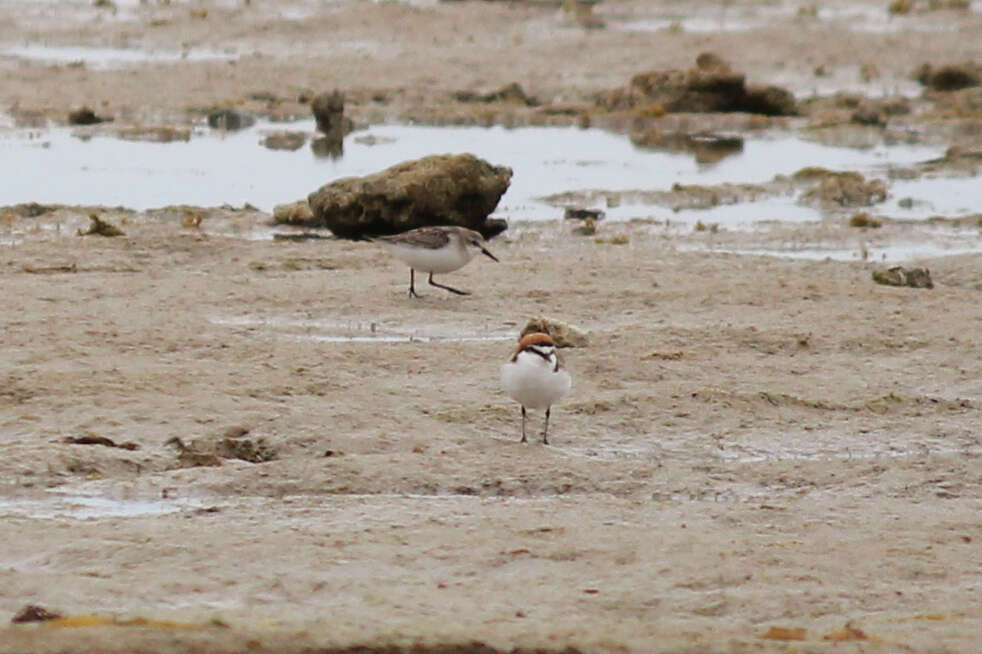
1,44,238,70
695,241,982,263
0,493,185,520
608,195,821,225
720,441,976,464
885,176,982,219
0,122,945,220
615,1,977,35
210,315,515,344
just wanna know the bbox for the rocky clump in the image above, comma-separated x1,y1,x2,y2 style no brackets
165,429,278,468
521,317,589,348
311,90,348,134
272,200,314,224
849,212,883,228
8,202,53,217
207,108,255,130
262,131,307,151
596,54,798,116
310,90,355,159
68,107,111,125
873,266,933,289
795,168,887,207
77,214,125,237
454,82,538,106
11,605,62,623
116,125,190,142
914,62,981,91
303,154,512,239
564,207,605,221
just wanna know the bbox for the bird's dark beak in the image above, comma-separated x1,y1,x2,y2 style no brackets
481,247,499,262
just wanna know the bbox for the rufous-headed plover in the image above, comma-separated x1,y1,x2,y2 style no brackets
500,332,572,444
374,226,498,297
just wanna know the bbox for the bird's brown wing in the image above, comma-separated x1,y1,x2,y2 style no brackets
377,227,451,249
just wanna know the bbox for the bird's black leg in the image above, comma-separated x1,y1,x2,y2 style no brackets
520,406,527,444
428,273,470,296
542,406,551,445
408,269,420,298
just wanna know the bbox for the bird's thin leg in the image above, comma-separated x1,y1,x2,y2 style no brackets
520,406,528,444
542,406,551,445
428,272,470,296
408,269,420,298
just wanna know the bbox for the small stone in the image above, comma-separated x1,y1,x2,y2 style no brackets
311,90,347,135
798,171,886,207
207,109,255,131
851,105,885,126
453,82,538,106
10,202,52,217
915,62,981,91
872,266,933,289
78,214,124,237
12,605,62,623
222,425,250,439
262,131,307,151
520,317,589,348
848,213,882,228
273,200,315,225
572,216,597,236
564,207,605,221
68,107,110,125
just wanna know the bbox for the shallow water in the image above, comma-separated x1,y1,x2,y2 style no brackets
0,122,945,220
616,0,980,35
0,44,237,69
0,494,185,519
885,177,982,219
687,230,982,263
607,195,821,225
210,315,515,344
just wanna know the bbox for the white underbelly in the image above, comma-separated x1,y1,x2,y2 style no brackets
500,355,572,410
386,243,471,274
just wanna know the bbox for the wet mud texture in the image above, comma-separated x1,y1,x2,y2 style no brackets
1,217,981,653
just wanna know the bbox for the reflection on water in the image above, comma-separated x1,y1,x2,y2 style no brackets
0,121,947,223
605,195,821,225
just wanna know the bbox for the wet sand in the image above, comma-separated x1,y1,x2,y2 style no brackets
1,1,982,652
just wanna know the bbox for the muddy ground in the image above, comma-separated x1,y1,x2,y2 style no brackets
1,1,982,653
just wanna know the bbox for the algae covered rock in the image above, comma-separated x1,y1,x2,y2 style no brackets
872,266,934,289
520,317,589,348
304,153,512,240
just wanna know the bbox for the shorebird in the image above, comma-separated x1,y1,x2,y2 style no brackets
500,332,572,444
374,226,498,297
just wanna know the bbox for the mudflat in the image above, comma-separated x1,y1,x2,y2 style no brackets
1,1,981,652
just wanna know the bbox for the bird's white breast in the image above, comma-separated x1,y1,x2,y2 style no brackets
500,350,571,410
383,241,473,274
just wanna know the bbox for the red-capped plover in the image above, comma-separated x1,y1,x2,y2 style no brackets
374,226,498,297
500,332,572,444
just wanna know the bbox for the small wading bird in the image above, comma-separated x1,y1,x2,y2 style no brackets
500,332,572,444
374,226,498,297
